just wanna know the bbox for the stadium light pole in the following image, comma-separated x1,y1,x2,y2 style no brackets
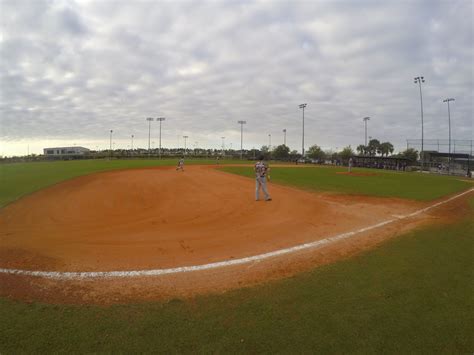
443,98,455,174
221,136,225,156
146,117,154,156
156,117,165,159
363,117,370,147
283,129,287,146
268,134,271,150
414,76,425,170
131,134,134,150
237,120,246,160
299,103,307,156
183,135,188,155
109,129,113,159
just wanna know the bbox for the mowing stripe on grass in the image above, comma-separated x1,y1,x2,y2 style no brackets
1,188,472,280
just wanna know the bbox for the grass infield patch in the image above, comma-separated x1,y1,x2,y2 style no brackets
1,199,472,353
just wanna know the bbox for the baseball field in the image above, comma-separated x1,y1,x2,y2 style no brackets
1,159,473,352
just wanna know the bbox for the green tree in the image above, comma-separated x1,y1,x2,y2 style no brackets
289,150,300,160
307,145,326,161
356,144,367,156
340,145,354,161
401,148,418,162
368,139,380,156
272,145,290,160
379,142,394,157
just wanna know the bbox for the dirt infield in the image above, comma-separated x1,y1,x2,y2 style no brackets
0,165,469,304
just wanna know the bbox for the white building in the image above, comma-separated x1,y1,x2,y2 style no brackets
43,146,90,156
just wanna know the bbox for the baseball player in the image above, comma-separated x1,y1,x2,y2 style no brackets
255,155,272,201
176,158,184,171
348,157,353,173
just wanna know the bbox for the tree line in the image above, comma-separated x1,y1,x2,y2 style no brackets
268,138,419,162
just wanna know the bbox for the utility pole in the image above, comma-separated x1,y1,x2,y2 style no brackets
146,117,154,156
237,120,247,159
414,76,425,170
443,98,455,174
363,117,370,147
183,135,189,155
299,103,307,156
109,129,113,159
156,117,165,159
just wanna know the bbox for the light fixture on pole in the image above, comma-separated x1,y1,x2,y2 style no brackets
414,76,425,170
299,103,307,156
183,135,189,155
221,136,225,156
268,134,271,150
283,129,287,146
131,134,134,150
146,117,154,156
237,120,246,159
109,129,113,159
443,98,455,173
156,117,165,159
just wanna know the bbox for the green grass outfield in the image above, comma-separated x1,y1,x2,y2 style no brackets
221,165,472,201
1,199,472,353
1,160,473,352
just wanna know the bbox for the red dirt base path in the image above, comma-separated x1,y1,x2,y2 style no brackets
0,165,468,304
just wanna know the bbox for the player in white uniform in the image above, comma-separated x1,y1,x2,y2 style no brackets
255,156,272,201
176,158,184,171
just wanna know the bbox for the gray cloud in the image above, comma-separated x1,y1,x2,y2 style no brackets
0,0,472,156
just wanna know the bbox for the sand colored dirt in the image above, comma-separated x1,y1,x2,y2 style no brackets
0,165,470,304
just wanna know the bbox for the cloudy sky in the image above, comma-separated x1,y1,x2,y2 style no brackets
1,0,472,157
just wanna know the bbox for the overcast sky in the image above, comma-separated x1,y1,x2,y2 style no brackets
1,0,472,157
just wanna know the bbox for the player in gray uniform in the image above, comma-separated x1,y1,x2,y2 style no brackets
255,155,272,201
176,158,184,171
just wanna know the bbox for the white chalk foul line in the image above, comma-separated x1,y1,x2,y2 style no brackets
1,188,472,280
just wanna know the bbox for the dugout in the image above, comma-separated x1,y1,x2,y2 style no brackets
424,152,472,176
349,156,410,171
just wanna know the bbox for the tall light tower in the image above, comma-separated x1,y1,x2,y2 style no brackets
443,98,455,173
283,129,287,146
268,134,272,150
237,120,246,160
363,117,370,147
183,135,189,155
131,134,134,150
109,129,113,159
414,76,425,170
156,117,165,159
221,136,225,156
299,103,307,156
146,117,154,156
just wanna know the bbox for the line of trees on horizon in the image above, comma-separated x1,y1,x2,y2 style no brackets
266,138,419,163
1,138,420,163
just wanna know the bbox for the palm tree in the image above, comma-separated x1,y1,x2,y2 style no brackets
379,142,395,157
356,144,366,156
368,139,380,156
